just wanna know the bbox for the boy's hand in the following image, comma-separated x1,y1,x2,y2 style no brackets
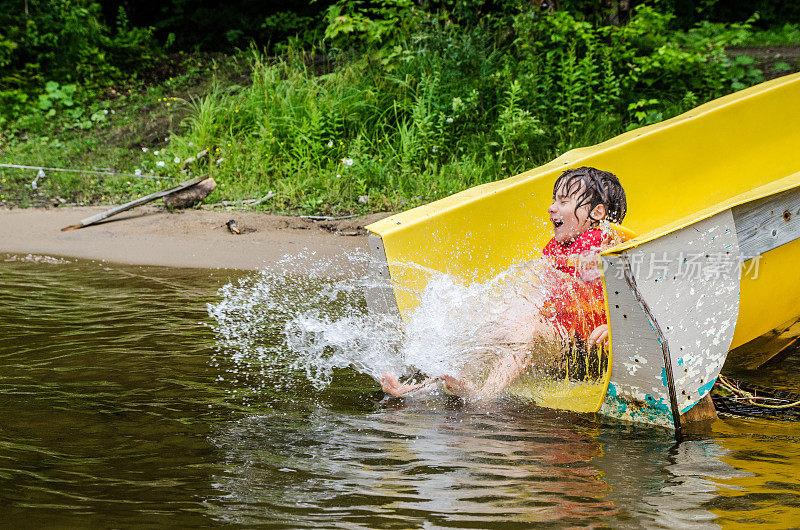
587,324,609,346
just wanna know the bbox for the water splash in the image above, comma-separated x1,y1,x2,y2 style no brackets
207,250,403,391
3,253,72,264
207,250,598,397
395,260,555,383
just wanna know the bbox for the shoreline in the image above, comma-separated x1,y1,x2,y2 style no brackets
0,206,391,272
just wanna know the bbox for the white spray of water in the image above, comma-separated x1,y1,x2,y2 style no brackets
207,250,572,392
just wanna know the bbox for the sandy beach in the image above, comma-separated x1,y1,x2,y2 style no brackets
0,205,391,271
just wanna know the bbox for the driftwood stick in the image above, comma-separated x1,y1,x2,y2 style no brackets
251,191,274,205
201,192,274,209
61,175,206,231
180,149,209,171
300,214,358,221
201,199,255,208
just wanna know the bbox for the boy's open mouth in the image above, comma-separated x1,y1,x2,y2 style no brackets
552,219,564,228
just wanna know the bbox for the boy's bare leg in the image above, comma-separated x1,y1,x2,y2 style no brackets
475,344,533,398
381,320,560,399
445,319,558,400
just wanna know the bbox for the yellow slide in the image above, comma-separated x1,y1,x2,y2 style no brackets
366,72,800,429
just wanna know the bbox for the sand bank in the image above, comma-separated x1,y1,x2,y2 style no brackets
0,206,391,271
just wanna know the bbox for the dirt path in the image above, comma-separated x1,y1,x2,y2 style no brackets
0,206,392,272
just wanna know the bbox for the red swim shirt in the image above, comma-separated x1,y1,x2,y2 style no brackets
540,228,609,339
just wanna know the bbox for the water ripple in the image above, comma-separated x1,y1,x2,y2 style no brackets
0,256,798,527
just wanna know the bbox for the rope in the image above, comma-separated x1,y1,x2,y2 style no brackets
717,375,800,409
0,163,170,179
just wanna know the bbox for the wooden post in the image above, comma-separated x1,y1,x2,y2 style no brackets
680,393,718,423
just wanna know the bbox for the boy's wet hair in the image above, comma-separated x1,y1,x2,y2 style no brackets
553,166,627,223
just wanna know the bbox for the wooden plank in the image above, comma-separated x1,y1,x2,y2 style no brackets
601,211,740,429
727,315,800,369
60,176,206,231
733,186,800,261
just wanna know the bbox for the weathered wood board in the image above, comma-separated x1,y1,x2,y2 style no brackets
601,212,741,428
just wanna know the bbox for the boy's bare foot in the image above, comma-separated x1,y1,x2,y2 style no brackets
380,373,430,397
380,374,405,396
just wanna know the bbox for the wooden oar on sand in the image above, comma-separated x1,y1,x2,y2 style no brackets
61,175,208,231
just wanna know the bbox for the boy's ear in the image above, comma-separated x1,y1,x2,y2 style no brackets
591,204,606,221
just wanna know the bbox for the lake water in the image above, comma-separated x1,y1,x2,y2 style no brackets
1,255,798,527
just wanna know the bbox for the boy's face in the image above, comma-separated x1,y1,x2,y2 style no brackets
547,182,600,244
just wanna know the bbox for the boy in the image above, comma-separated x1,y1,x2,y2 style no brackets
381,166,628,399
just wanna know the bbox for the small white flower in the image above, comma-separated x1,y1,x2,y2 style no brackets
103,109,109,115
154,150,160,156
188,142,194,146
341,157,353,166
336,174,341,178
111,109,115,114
446,117,453,123
432,146,438,153
141,147,148,152
156,161,165,167
173,156,181,163
134,169,141,176
327,140,334,147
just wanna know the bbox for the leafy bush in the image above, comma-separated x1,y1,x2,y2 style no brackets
1,0,794,211
740,23,800,45
156,3,783,213
0,0,159,123
323,0,417,51
511,5,766,144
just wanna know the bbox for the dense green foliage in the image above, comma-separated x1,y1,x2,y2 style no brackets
1,1,800,212
0,0,160,124
159,5,783,212
105,0,800,51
